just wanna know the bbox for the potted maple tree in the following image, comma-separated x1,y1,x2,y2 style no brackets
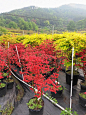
26,75,45,115
26,68,60,115
19,42,61,115
19,44,50,115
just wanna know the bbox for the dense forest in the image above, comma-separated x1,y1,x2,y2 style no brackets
1,3,86,33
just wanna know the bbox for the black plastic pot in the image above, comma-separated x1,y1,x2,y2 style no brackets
80,81,86,91
79,94,86,108
51,85,63,98
7,81,14,89
66,70,79,86
0,82,7,97
3,78,14,89
1,76,7,81
43,68,56,79
28,97,44,115
43,73,50,79
3,68,8,73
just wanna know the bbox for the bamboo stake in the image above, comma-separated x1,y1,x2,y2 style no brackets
70,47,74,109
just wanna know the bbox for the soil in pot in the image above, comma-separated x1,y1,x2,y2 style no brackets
27,97,44,115
66,70,79,86
0,82,7,97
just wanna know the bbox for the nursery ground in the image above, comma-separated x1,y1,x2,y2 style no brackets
11,69,86,115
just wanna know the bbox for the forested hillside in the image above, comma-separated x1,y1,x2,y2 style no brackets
0,4,86,33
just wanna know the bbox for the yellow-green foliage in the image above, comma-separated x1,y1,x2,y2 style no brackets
16,36,26,43
22,34,53,47
0,33,54,46
54,32,86,68
54,32,86,53
0,32,86,55
52,34,66,41
0,34,16,46
0,33,24,46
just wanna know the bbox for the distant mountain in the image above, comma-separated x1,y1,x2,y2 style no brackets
68,3,86,10
58,4,86,21
0,4,86,31
2,4,86,21
59,3,86,10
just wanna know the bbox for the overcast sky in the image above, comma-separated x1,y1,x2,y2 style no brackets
0,0,86,13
